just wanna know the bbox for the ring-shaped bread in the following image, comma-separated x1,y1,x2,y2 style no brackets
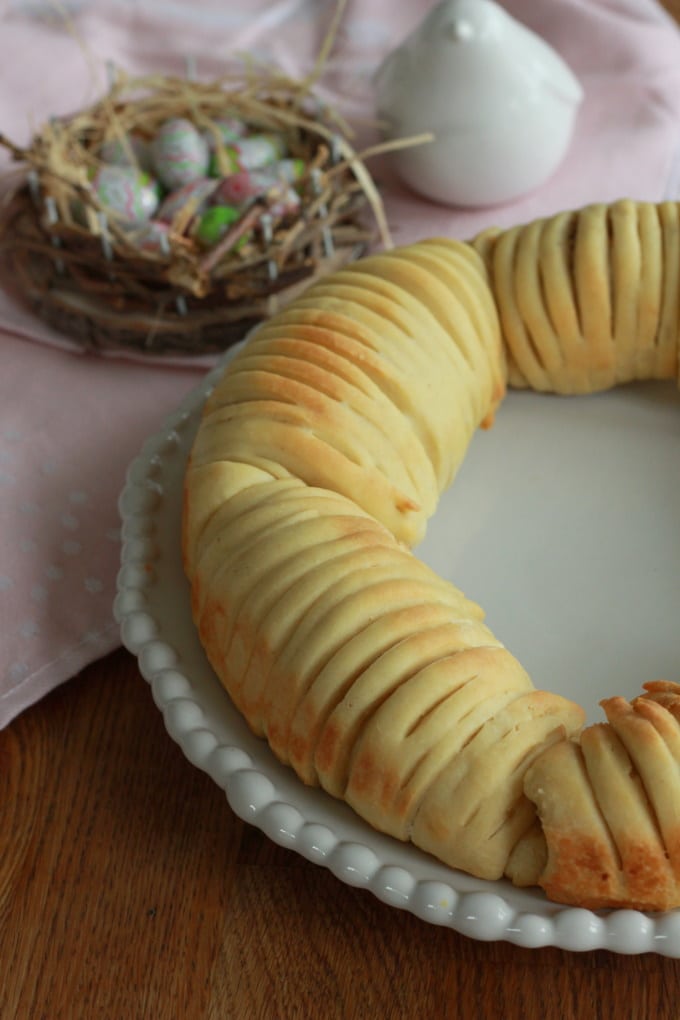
183,199,680,910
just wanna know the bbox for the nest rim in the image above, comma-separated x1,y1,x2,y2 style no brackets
0,65,390,357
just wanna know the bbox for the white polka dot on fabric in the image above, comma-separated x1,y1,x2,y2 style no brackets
84,577,104,594
20,538,37,553
69,490,88,505
31,584,48,603
20,500,41,515
3,427,22,442
62,539,82,556
19,620,40,638
41,459,58,475
45,564,64,581
0,575,14,591
8,662,29,683
60,512,80,531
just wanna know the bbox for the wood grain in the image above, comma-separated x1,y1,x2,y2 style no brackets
1,649,680,1020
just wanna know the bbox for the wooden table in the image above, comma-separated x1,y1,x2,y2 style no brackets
3,649,680,1019
3,447,680,1003
6,1,680,1013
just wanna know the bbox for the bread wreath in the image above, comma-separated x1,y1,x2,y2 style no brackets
183,199,680,910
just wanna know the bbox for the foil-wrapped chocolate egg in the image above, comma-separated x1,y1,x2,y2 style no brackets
194,205,244,247
212,160,305,205
212,173,302,220
90,165,160,222
151,118,210,190
130,219,172,254
157,178,217,224
269,186,301,219
211,133,286,176
98,134,153,173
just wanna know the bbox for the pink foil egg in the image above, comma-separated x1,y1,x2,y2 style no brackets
212,170,265,205
213,161,305,205
211,177,300,218
151,118,210,190
90,165,160,222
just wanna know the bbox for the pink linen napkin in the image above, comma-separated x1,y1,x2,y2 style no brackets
1,0,680,728
0,333,197,725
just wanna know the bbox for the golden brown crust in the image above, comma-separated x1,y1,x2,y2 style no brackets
184,209,680,909
472,199,678,394
523,687,680,910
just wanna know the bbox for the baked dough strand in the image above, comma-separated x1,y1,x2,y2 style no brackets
522,685,680,910
473,199,679,393
184,203,680,909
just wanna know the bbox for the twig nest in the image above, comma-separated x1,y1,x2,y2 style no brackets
0,68,386,356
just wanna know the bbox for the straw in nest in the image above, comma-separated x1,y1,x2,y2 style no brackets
0,46,428,357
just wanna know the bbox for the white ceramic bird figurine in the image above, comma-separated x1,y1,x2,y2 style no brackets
374,0,584,207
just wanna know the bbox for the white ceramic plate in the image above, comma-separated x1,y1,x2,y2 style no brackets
115,348,680,956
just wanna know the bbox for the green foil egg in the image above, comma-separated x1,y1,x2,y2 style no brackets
194,204,243,247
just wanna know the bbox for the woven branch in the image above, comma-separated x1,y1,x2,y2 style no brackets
0,65,395,356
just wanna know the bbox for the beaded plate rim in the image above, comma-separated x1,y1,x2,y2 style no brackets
114,348,680,956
